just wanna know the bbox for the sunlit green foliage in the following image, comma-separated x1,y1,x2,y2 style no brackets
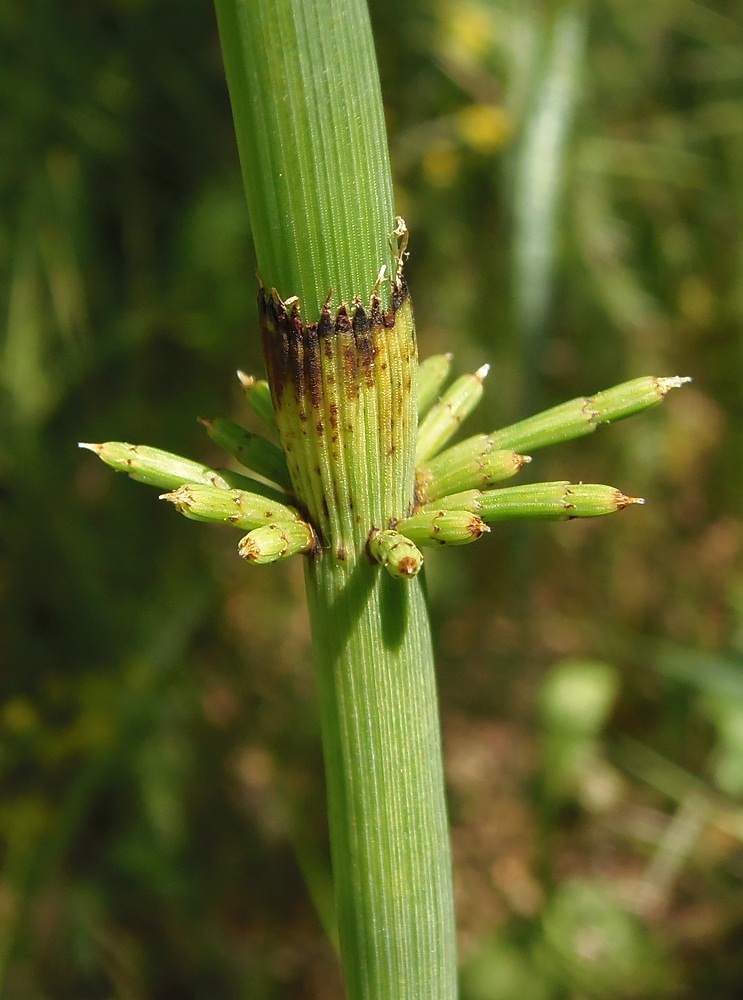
1,0,741,997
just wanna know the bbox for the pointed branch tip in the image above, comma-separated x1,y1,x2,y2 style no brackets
475,364,491,382
618,494,645,509
658,375,693,393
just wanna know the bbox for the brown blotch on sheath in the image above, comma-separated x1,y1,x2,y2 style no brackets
353,300,371,341
355,299,377,387
391,275,407,312
288,302,306,414
336,305,358,394
259,278,411,417
318,303,334,339
258,287,286,407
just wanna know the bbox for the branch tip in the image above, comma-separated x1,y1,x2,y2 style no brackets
657,375,693,394
617,493,645,509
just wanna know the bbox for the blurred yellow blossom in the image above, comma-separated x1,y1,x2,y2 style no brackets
437,0,494,64
457,103,512,154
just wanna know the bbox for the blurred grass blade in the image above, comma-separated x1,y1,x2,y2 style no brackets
511,1,587,379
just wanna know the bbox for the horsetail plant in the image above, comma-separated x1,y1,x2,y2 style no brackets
80,1,689,997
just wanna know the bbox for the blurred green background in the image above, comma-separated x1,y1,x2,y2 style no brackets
1,0,741,997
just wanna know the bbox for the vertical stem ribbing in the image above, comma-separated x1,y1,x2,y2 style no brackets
307,560,455,999
214,0,397,315
213,1,458,997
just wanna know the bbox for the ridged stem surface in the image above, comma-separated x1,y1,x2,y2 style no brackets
214,0,397,315
307,559,455,998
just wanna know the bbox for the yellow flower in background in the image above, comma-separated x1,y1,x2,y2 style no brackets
457,103,512,155
437,0,494,64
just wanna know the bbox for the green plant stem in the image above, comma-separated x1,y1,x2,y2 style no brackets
214,0,397,315
213,0,458,996
307,561,456,998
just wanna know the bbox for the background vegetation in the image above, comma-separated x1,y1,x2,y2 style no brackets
1,0,741,996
